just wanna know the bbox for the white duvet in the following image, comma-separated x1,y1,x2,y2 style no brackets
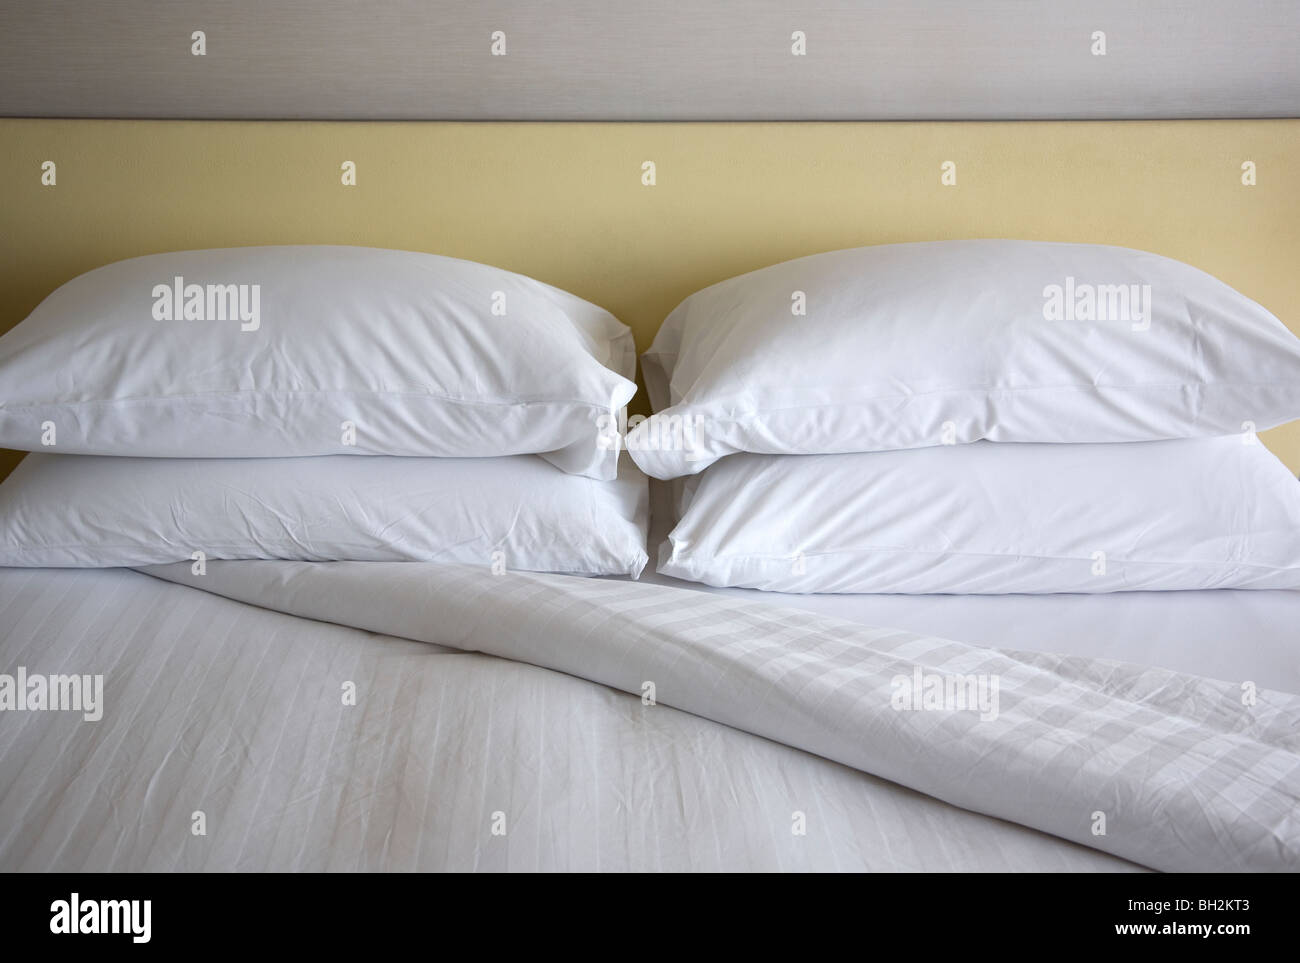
2,560,1296,872
138,563,1300,870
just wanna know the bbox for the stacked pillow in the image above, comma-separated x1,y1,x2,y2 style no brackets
0,246,648,576
628,240,1300,594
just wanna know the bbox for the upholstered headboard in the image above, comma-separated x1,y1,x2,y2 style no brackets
2,117,1298,478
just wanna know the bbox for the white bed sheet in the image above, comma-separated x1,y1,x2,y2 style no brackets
0,565,1136,872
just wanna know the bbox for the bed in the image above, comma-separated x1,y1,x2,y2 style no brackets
1,477,1297,872
2,120,1299,875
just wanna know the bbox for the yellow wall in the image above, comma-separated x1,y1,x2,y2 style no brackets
2,119,1298,478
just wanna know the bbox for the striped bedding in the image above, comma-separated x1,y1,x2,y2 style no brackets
2,561,1297,871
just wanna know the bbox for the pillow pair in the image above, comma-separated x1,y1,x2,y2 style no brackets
0,246,648,576
631,240,1300,594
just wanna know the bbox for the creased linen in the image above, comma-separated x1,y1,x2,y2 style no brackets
141,559,1300,872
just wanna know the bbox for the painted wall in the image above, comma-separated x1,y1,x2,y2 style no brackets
2,118,1297,481
1,1,1297,121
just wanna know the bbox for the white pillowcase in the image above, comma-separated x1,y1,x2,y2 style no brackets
629,240,1300,478
0,246,636,479
0,453,649,575
658,437,1300,594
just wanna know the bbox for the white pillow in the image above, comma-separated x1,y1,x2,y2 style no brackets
0,452,649,576
0,246,636,479
658,437,1300,594
628,240,1300,478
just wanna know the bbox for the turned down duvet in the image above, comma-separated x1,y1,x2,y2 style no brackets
0,561,1297,872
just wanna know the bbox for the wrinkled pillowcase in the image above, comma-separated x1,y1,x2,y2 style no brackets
630,240,1300,478
0,452,649,577
0,246,636,479
659,437,1300,593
